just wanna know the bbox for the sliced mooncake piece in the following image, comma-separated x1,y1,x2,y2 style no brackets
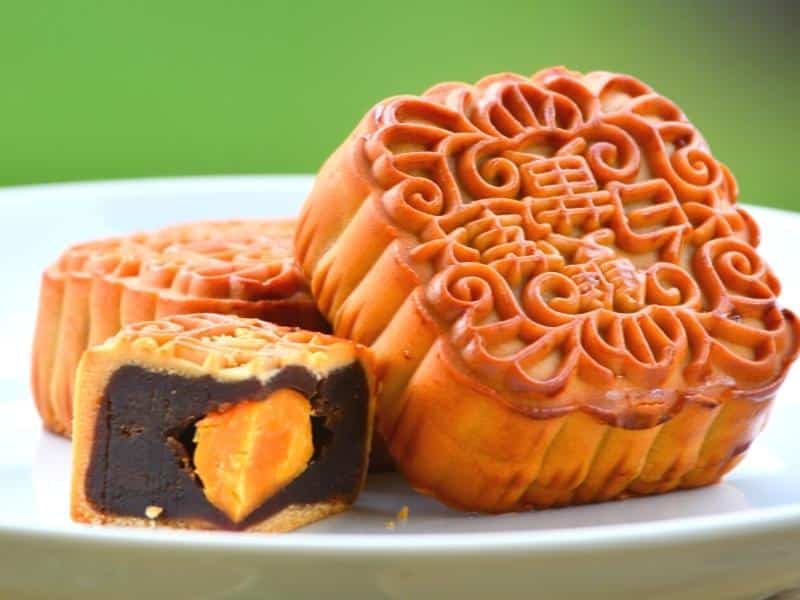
33,218,328,437
71,313,374,532
296,67,799,512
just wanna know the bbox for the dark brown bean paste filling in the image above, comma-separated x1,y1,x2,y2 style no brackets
85,362,369,530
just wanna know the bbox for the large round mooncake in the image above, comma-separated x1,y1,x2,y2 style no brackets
33,219,327,437
296,67,800,512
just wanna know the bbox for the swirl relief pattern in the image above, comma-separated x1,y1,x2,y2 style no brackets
113,313,355,375
63,220,305,303
359,67,797,424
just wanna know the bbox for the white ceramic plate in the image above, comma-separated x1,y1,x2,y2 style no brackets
0,176,798,600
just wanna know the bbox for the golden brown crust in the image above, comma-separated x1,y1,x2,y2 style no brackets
93,312,367,380
71,313,375,532
33,219,328,436
72,499,349,533
296,67,800,512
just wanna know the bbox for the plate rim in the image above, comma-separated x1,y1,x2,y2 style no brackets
1,497,799,556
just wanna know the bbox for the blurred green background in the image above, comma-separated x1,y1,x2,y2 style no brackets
0,1,797,209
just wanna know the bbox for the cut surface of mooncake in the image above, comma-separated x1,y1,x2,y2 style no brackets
296,67,800,512
33,218,328,437
71,313,374,532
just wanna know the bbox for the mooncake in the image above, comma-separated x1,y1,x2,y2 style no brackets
71,313,374,532
296,67,800,512
33,219,327,437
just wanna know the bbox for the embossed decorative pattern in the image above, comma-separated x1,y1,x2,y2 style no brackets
297,68,800,511
110,312,358,377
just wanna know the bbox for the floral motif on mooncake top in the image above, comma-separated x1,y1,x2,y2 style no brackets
351,67,796,422
53,219,308,301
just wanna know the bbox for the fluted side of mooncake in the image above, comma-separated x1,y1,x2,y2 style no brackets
33,219,327,436
296,67,800,512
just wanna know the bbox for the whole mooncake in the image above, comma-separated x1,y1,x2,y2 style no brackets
32,219,327,437
71,313,374,532
296,67,800,512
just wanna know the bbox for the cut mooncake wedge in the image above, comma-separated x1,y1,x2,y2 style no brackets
33,218,328,437
296,67,800,512
71,313,374,532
